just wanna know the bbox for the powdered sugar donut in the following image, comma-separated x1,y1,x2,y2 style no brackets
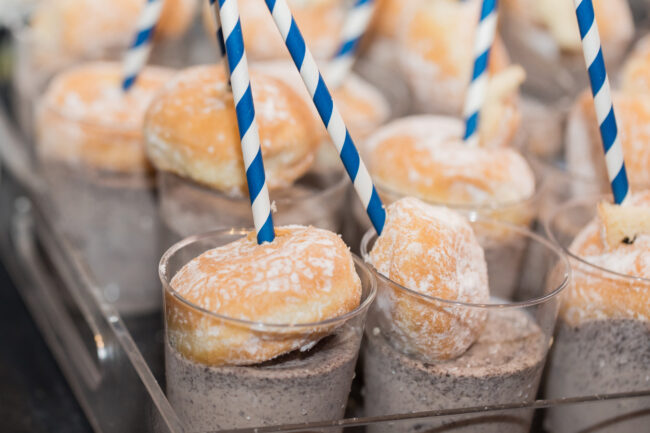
144,65,320,195
364,115,536,207
621,34,650,94
563,191,650,326
397,0,511,115
566,90,650,188
368,197,489,361
165,225,362,366
36,61,175,173
202,0,345,61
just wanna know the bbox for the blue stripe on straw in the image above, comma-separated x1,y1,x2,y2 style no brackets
122,0,163,91
573,0,629,204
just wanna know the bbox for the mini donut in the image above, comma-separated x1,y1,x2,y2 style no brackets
621,35,650,94
562,191,650,326
368,197,489,362
30,0,196,61
144,65,320,195
252,61,390,171
566,90,650,188
36,61,175,173
501,0,633,55
202,0,345,61
166,225,362,366
397,0,511,114
364,115,536,208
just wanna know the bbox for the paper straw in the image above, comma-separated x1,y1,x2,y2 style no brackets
462,0,498,146
218,0,275,243
263,0,386,234
574,0,629,204
122,0,164,91
327,0,375,88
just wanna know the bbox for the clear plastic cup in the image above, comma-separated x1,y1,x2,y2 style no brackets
158,169,349,247
360,219,570,433
350,171,544,299
544,195,650,433
160,229,377,431
35,96,161,316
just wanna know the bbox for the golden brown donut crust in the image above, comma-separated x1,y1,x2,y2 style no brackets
36,61,175,174
144,65,320,195
166,225,362,366
368,197,489,361
563,191,650,326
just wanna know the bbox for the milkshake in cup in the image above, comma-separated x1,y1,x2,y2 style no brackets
361,198,569,433
545,193,650,433
355,115,542,298
161,226,376,431
144,65,348,244
35,61,174,314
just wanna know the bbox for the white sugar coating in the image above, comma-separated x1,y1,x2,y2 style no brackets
563,192,650,325
170,225,361,325
365,115,536,204
368,197,489,361
41,62,173,129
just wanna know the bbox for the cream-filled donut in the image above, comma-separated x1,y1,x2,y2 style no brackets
566,90,650,188
368,197,489,361
144,65,320,195
397,0,512,114
166,225,362,366
202,0,345,61
365,115,536,207
36,61,175,173
563,191,650,326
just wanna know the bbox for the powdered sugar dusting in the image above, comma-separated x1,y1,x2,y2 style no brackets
563,191,650,325
368,197,489,361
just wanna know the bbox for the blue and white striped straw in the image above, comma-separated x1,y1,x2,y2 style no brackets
218,0,275,243
462,0,498,146
122,0,164,91
327,0,375,88
574,0,629,204
264,0,386,234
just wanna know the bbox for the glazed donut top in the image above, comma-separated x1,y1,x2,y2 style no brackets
564,191,650,325
144,65,320,195
400,0,510,81
502,0,633,52
171,225,362,327
36,61,174,173
364,115,536,206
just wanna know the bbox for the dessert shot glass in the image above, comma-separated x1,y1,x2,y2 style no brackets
544,196,650,433
160,229,377,432
158,169,349,247
360,219,570,433
351,174,545,299
36,96,162,316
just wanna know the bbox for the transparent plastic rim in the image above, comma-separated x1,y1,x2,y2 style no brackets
360,218,571,310
546,194,650,284
159,228,378,330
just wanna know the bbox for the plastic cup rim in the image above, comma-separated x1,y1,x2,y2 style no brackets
546,194,650,284
360,217,571,310
159,228,378,330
